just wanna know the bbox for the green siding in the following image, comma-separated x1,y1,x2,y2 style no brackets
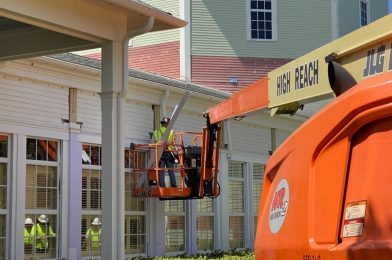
132,0,180,47
370,0,389,24
339,0,388,37
191,0,332,59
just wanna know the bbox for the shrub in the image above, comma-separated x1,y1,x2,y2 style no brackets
130,248,255,260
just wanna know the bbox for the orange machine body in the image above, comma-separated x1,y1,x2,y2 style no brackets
255,72,392,259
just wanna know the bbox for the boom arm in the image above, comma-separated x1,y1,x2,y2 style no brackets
207,78,269,124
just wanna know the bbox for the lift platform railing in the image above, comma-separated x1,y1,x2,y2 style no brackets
130,131,220,200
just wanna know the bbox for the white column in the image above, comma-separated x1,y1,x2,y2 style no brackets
67,127,82,260
185,201,197,254
100,41,124,260
244,162,254,249
13,135,26,260
215,152,229,250
180,0,191,82
147,199,165,256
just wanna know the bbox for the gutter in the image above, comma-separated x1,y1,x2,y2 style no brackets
99,0,187,30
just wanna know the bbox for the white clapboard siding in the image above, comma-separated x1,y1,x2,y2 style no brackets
77,90,101,135
125,100,153,142
231,121,270,155
276,129,291,148
0,76,68,130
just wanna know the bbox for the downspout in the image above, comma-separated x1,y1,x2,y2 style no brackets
160,90,170,118
116,16,154,259
120,16,155,98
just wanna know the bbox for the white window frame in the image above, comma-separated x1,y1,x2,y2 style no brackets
124,148,147,258
228,160,246,249
359,0,370,27
165,201,186,255
196,198,215,252
247,0,278,41
252,163,265,239
25,137,60,260
0,134,9,260
81,143,102,260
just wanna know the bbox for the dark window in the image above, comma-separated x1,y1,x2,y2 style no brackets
0,136,7,158
360,0,368,26
250,0,274,40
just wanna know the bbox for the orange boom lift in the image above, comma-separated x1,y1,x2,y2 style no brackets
203,14,392,259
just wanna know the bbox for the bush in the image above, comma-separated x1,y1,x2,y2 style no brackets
130,249,255,260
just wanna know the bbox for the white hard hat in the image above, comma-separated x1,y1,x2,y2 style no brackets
25,218,34,225
92,217,101,225
38,214,49,223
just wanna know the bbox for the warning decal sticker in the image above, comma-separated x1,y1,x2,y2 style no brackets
342,201,367,238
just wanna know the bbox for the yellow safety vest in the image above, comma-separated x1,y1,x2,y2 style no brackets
24,228,33,245
85,228,101,249
31,224,56,250
153,127,174,150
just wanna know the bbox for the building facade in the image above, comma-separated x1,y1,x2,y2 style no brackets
86,0,388,92
0,54,302,259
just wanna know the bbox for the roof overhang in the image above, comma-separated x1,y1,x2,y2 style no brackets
0,0,186,61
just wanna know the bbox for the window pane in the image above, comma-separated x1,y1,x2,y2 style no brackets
0,215,5,259
82,215,102,257
229,216,244,249
251,21,257,30
257,1,264,9
265,12,271,21
124,149,130,169
82,144,90,165
197,216,214,251
48,188,57,209
197,198,213,213
26,165,37,186
251,11,257,20
258,21,264,29
0,164,6,209
0,135,7,158
37,166,47,187
266,31,272,39
26,214,57,258
47,167,57,188
0,164,6,186
266,21,272,30
0,187,6,210
228,161,244,178
165,200,184,213
91,146,100,166
251,0,257,9
0,214,5,237
48,141,58,162
251,30,258,39
26,139,36,160
37,139,47,161
265,0,271,10
125,216,145,254
25,187,36,209
165,216,185,252
36,188,47,209
229,181,244,213
258,12,264,21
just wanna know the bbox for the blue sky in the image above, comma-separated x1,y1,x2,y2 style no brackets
390,0,392,12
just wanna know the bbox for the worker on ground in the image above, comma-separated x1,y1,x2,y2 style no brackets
85,217,101,255
32,214,56,253
153,117,177,188
24,217,34,254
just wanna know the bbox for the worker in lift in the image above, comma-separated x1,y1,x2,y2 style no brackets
153,117,177,188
